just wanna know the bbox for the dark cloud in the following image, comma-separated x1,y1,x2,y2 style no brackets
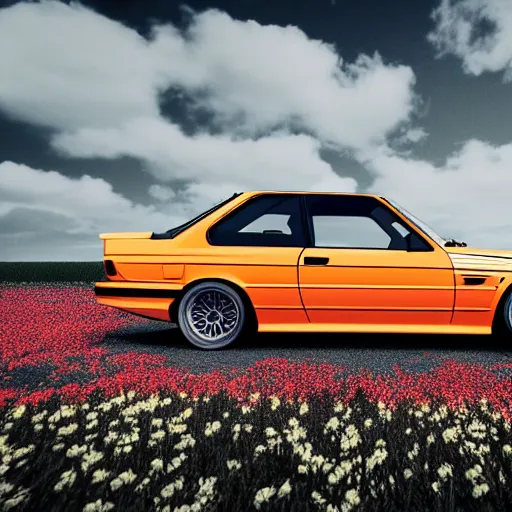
0,207,78,234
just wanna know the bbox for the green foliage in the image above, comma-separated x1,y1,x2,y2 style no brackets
0,262,104,283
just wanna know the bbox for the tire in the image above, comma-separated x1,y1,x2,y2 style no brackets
177,281,246,349
492,289,512,334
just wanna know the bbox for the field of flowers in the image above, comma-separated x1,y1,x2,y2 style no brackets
2,283,512,510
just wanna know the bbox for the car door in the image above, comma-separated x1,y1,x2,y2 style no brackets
298,194,455,327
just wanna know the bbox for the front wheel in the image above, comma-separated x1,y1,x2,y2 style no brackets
177,282,246,349
492,290,512,334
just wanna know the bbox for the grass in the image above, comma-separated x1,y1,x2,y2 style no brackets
0,262,104,283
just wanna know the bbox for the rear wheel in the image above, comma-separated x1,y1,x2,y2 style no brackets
177,281,246,349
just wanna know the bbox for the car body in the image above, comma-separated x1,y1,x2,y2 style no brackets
94,191,512,348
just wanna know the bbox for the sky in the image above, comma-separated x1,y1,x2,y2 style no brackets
2,0,512,260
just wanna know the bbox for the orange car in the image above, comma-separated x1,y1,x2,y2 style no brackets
94,191,512,349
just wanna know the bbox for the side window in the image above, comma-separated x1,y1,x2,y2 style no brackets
306,195,431,251
313,215,391,248
208,195,306,247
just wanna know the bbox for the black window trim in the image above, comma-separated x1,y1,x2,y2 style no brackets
303,193,435,252
206,192,309,248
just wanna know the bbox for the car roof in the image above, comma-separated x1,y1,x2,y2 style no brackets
241,190,382,199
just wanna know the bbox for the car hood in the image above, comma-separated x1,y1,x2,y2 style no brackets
445,247,512,270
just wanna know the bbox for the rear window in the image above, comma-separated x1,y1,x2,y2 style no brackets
207,194,306,247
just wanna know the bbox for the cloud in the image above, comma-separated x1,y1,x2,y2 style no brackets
151,9,417,149
0,161,182,260
0,0,417,153
52,118,357,203
0,1,174,130
428,0,512,78
363,139,512,248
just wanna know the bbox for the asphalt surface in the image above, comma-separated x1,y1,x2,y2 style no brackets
100,319,512,375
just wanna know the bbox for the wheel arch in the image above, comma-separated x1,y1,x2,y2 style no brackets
491,278,512,333
169,277,258,331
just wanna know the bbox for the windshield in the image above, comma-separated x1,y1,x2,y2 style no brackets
383,198,446,247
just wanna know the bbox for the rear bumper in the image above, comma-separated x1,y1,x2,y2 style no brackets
94,282,182,322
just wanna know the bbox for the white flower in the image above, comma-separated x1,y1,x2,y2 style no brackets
298,465,308,474
472,483,489,498
254,445,267,456
110,469,137,491
254,487,276,509
277,479,292,498
427,434,435,445
266,427,281,440
227,460,242,471
91,469,110,484
60,405,77,418
54,469,77,492
442,427,458,443
270,396,280,410
82,450,104,472
12,405,26,419
432,482,440,494
3,491,28,509
404,468,413,480
299,403,309,415
465,465,483,482
169,424,187,434
151,459,164,472
366,448,387,472
0,482,14,496
182,408,193,419
12,446,35,460
86,420,98,430
324,417,340,432
205,421,221,437
66,445,87,458
83,499,114,512
57,424,78,437
312,491,327,505
364,419,373,429
151,430,166,441
345,489,360,506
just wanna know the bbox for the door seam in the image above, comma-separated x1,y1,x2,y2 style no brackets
297,247,311,323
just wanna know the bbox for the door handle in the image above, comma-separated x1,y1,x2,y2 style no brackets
304,256,329,266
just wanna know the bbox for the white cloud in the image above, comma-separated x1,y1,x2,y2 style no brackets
428,0,512,78
363,139,512,248
148,184,177,202
52,118,357,203
152,10,417,149
0,1,417,152
0,161,182,260
0,1,174,130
